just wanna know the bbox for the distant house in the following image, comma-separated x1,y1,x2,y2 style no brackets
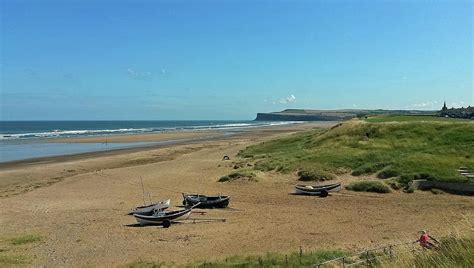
440,101,474,119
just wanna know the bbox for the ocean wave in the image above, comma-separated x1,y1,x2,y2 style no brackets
0,121,304,140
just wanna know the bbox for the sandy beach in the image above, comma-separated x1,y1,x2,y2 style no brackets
0,122,472,266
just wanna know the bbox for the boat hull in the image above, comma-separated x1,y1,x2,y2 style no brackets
128,199,171,215
294,183,342,195
133,208,191,225
183,194,230,208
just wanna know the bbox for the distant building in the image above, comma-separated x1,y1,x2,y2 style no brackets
440,102,474,119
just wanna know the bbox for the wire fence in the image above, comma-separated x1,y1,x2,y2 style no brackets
312,241,418,268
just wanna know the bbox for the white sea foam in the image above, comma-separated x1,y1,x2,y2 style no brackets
0,121,304,140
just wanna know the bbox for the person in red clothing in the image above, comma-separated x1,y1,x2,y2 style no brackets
417,230,439,249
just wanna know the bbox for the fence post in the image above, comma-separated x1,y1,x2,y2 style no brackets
285,254,288,266
366,251,370,267
342,257,346,268
389,245,393,258
300,246,303,264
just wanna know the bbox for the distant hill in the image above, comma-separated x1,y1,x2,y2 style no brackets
254,109,435,121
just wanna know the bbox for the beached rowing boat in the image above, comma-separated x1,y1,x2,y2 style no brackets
294,182,342,196
128,199,170,215
182,193,230,208
133,203,199,227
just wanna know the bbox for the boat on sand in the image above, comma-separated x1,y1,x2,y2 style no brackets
182,193,230,208
294,182,342,196
128,199,171,215
133,203,199,227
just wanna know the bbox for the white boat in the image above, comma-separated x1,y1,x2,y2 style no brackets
128,199,171,215
294,182,342,196
133,203,199,227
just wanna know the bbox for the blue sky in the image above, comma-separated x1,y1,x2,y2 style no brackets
1,0,472,120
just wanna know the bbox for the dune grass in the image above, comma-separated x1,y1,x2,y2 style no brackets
128,249,347,267
8,234,42,245
0,234,42,266
383,236,474,267
238,118,474,185
218,169,257,182
365,114,471,123
0,255,30,265
346,180,391,193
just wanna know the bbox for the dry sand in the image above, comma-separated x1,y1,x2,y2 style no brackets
0,122,473,266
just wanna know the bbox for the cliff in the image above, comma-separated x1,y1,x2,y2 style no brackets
255,109,434,121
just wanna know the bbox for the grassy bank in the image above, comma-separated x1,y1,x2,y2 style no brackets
236,117,474,185
383,236,474,267
0,234,43,265
128,249,347,267
127,234,474,267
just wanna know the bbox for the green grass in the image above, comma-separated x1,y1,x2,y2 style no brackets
346,180,392,193
365,114,471,123
128,249,347,267
0,255,30,265
127,260,166,267
384,236,474,267
238,118,474,185
218,170,257,182
8,234,42,245
0,234,42,266
297,169,334,181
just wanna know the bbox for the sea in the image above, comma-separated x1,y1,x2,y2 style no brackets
0,120,301,163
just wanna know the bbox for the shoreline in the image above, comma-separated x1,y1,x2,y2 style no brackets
0,122,334,167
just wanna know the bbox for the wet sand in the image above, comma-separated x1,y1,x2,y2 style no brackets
0,121,472,266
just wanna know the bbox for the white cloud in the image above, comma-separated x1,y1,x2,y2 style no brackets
411,100,439,109
278,94,296,104
127,68,152,80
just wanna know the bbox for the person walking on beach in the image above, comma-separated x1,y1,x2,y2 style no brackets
416,230,439,249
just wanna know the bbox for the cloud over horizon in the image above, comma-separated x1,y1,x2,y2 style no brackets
278,94,296,104
126,68,152,80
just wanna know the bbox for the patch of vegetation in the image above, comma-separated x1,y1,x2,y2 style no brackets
377,168,400,179
384,236,474,267
239,118,474,184
127,259,166,267
297,169,334,181
366,115,470,123
0,255,30,265
386,180,402,190
9,234,42,245
351,162,390,176
129,250,346,267
346,180,392,193
430,188,445,195
218,170,257,182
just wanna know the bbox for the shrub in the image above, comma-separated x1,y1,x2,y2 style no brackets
431,188,445,195
414,173,436,181
218,170,257,182
346,180,391,193
377,168,400,179
351,162,389,176
254,160,276,172
297,169,335,181
9,234,42,245
398,174,414,185
387,180,402,190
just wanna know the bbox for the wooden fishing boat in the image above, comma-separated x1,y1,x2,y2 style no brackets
294,182,342,196
133,203,199,227
128,199,171,215
182,193,230,208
